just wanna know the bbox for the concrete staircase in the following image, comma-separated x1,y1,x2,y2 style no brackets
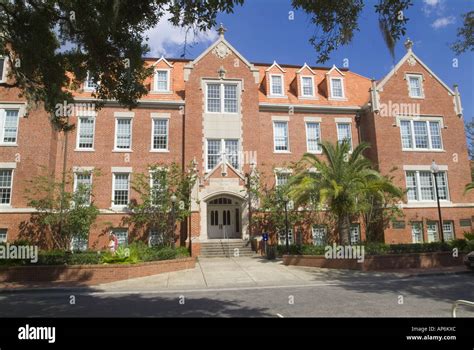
199,240,255,258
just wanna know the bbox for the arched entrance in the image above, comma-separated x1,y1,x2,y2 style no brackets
207,196,242,239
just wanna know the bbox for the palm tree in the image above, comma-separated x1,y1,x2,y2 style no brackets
288,140,403,244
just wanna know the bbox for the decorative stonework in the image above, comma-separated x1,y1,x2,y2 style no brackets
407,56,416,66
213,42,231,59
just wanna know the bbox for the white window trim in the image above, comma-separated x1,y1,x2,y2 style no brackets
336,122,353,151
406,73,425,99
300,75,315,98
153,69,171,93
269,74,285,97
84,72,99,92
405,169,450,203
0,56,7,83
399,119,444,151
272,121,290,153
205,82,240,114
305,122,322,154
0,108,20,146
329,77,345,100
73,171,93,204
113,117,133,152
111,172,131,209
0,167,14,207
205,139,240,172
150,118,169,152
75,115,96,151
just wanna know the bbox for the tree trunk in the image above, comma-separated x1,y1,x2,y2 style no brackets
338,215,350,245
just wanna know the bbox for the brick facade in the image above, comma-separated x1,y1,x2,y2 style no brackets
0,33,472,253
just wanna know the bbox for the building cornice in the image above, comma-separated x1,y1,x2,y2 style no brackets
73,97,185,109
259,102,362,114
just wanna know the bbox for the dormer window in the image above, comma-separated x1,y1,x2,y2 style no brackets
84,72,98,91
270,75,284,96
407,74,424,98
154,69,170,92
301,76,314,97
330,77,344,99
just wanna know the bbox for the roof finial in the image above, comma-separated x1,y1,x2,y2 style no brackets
404,38,414,52
218,23,226,38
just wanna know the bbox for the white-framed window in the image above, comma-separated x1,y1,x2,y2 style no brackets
270,74,284,96
0,57,6,83
148,230,163,247
427,222,439,243
77,116,95,150
306,122,321,153
336,123,352,151
399,120,443,150
206,83,238,113
71,234,88,251
300,76,314,97
0,229,7,243
443,221,455,241
411,222,423,243
84,72,98,91
112,173,130,207
114,118,132,150
312,225,327,246
154,69,170,92
0,169,13,205
152,118,168,151
275,172,290,187
206,139,239,171
278,229,294,245
273,121,289,152
405,170,449,201
350,224,360,245
330,77,344,99
0,109,19,145
112,228,128,247
407,74,424,98
74,172,92,205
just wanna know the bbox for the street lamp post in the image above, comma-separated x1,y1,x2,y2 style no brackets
431,160,445,243
170,194,177,247
282,196,293,255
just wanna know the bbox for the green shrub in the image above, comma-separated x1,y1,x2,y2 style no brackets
66,251,101,265
175,246,190,258
363,242,390,255
301,245,326,255
463,232,474,241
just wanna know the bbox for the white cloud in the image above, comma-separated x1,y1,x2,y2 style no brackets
144,12,218,57
422,0,445,16
431,16,456,29
423,0,440,6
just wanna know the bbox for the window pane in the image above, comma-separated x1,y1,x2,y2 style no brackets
419,171,434,200
0,229,7,243
409,76,422,97
116,118,131,149
413,121,429,149
271,75,282,95
331,79,343,97
156,70,168,91
207,140,221,170
3,110,18,143
350,225,360,244
153,119,168,150
75,173,92,204
114,229,128,247
207,84,221,112
337,123,352,150
276,173,289,187
0,169,12,204
85,73,97,89
78,117,94,148
306,123,321,152
278,229,293,245
71,235,88,251
429,121,442,149
435,172,448,200
274,122,288,151
224,84,237,113
411,222,423,243
443,222,454,241
302,77,313,96
113,174,129,205
400,121,412,148
224,139,239,169
427,222,439,242
405,171,418,201
312,225,326,246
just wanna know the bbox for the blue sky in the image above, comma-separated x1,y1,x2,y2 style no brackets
147,0,473,126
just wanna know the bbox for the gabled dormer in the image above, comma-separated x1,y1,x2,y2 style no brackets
296,63,317,99
326,65,346,100
151,56,173,93
265,61,287,98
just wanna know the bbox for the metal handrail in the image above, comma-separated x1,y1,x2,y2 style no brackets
452,300,474,318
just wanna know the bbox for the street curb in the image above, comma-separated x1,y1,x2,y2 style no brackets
395,269,473,278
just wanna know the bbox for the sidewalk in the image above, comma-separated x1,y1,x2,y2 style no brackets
0,257,470,293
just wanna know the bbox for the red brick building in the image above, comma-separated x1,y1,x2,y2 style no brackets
0,31,472,253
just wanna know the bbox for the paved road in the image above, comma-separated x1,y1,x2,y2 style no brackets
0,257,473,317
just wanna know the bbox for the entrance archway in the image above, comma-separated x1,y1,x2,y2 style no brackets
207,196,242,239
